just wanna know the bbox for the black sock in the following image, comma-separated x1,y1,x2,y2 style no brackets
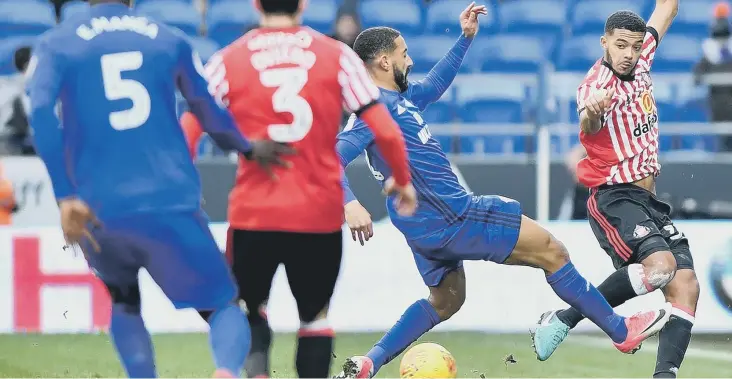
654,314,693,378
245,320,272,378
296,334,334,378
557,266,637,328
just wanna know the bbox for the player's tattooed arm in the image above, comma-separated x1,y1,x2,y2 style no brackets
647,0,679,41
579,111,603,135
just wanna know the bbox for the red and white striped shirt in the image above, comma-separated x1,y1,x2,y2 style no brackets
576,29,660,188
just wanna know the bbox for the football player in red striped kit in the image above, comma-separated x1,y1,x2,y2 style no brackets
531,1,700,378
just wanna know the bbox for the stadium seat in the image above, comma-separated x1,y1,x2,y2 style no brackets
457,76,526,123
676,100,708,122
654,35,702,72
571,0,645,35
426,0,498,36
422,97,456,124
302,0,338,34
408,36,473,74
0,0,56,37
60,0,89,22
499,0,565,45
674,0,716,38
137,0,201,36
473,35,546,72
361,0,422,36
187,36,220,63
556,35,603,71
0,35,36,75
207,0,258,47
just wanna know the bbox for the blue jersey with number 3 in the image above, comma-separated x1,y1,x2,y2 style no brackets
27,3,246,219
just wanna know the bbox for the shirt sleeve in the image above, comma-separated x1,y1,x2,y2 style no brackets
26,37,76,200
337,114,374,205
337,44,382,114
638,27,660,72
176,39,251,154
406,34,472,111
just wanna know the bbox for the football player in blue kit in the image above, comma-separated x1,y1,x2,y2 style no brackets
335,3,672,378
26,0,291,377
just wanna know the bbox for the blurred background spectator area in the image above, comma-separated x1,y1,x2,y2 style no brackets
1,0,732,158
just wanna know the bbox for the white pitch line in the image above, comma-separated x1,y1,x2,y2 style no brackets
568,335,732,362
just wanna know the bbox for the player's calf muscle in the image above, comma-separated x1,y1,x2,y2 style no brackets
662,269,700,310
428,269,466,321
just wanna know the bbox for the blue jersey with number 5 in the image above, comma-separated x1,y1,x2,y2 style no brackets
27,3,247,219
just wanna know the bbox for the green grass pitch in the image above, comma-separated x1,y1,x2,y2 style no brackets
0,332,731,377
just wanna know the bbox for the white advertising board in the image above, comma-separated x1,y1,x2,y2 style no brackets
0,221,730,333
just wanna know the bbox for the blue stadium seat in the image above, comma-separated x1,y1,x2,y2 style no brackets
207,0,258,47
0,36,36,75
474,35,546,72
303,0,338,33
500,0,565,45
456,75,528,122
556,35,602,71
572,0,645,35
361,0,422,36
187,36,220,63
426,0,498,36
674,0,716,38
0,0,56,37
680,135,718,151
60,0,89,22
408,36,472,73
137,0,201,36
676,100,708,122
423,101,456,124
653,35,702,72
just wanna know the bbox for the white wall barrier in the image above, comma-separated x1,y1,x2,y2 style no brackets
0,221,730,334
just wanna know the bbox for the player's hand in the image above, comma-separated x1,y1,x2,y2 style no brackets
345,200,373,245
383,178,418,217
59,198,101,253
246,140,296,180
584,87,616,120
460,2,489,38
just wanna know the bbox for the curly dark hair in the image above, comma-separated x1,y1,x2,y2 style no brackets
352,27,401,63
605,10,647,34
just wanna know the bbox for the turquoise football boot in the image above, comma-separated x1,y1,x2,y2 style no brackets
530,310,570,361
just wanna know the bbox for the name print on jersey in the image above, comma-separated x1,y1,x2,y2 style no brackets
76,16,159,41
248,31,317,143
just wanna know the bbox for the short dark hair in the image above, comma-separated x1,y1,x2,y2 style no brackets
605,10,647,34
14,46,31,73
259,0,300,15
352,27,401,63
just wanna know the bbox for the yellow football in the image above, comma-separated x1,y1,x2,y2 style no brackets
399,342,457,378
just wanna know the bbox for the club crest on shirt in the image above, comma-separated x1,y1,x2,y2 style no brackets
640,91,655,113
633,224,651,239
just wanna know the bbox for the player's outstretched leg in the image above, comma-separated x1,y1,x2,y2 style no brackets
338,268,465,378
107,283,156,378
202,304,251,378
503,216,671,355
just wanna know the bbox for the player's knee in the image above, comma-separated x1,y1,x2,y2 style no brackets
428,271,466,321
106,282,142,314
640,249,677,290
530,235,570,273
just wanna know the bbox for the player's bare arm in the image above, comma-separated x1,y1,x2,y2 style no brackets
646,0,679,41
345,200,374,245
579,87,615,135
